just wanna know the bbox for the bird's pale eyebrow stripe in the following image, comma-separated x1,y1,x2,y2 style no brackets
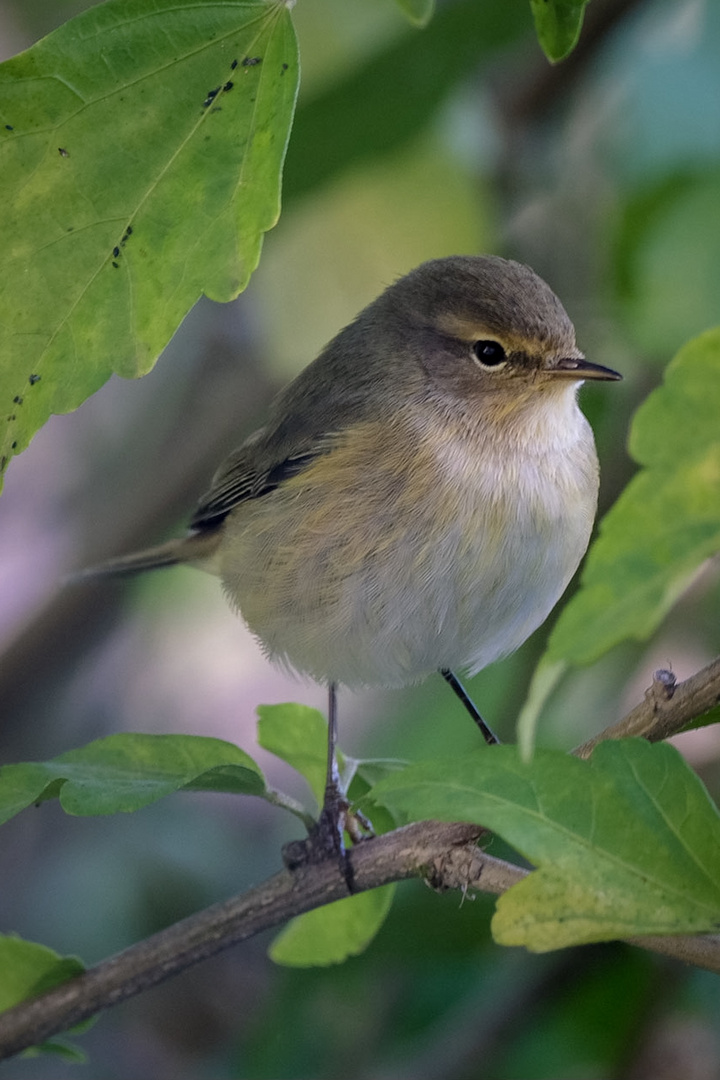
433,314,563,359
433,313,503,342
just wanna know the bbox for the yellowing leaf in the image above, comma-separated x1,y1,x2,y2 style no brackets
366,740,720,950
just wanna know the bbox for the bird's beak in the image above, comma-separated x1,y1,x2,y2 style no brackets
549,357,623,381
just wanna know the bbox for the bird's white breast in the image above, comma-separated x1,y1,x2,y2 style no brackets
220,385,600,688
413,386,599,678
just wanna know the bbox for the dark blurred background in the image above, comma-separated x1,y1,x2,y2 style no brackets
1,0,719,1075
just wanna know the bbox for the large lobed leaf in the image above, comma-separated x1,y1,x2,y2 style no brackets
0,0,298,485
365,739,720,950
546,327,720,665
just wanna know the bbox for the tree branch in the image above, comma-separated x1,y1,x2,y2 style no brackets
0,822,488,1060
2,661,719,1060
2,808,720,1061
574,656,720,759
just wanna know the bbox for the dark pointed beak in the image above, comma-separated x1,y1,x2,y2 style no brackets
549,357,622,381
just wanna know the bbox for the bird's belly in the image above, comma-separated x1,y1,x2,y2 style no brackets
219,443,597,688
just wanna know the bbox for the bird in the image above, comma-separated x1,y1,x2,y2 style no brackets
75,254,621,877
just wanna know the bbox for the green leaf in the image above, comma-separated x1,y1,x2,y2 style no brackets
545,328,720,665
0,935,85,1014
0,935,89,1058
529,0,588,62
0,0,298,486
0,733,266,822
269,884,396,966
393,0,435,29
681,704,720,734
23,1039,88,1063
365,740,720,950
351,758,409,791
256,704,406,820
257,703,334,807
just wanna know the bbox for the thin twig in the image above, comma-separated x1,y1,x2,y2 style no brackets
574,656,720,759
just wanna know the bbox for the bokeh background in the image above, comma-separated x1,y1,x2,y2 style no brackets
1,0,720,1075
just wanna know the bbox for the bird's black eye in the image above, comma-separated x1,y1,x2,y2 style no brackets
472,340,507,368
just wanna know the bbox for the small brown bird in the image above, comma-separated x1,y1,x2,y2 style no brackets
78,255,621,870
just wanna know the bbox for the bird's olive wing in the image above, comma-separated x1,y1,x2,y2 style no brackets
189,436,335,530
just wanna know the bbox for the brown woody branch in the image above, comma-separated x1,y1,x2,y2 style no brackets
0,822,498,1060
574,656,720,758
2,648,720,1068
1,657,720,1059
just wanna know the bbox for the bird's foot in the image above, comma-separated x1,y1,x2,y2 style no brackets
282,783,374,892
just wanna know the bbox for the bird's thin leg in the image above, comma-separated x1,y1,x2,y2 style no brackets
318,684,348,849
325,681,341,796
317,683,356,889
282,683,355,891
440,668,500,746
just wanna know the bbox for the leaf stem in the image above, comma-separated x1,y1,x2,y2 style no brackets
263,785,315,829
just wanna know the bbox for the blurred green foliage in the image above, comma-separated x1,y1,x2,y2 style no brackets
529,0,588,62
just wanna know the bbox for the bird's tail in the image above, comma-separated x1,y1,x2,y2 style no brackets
67,531,221,584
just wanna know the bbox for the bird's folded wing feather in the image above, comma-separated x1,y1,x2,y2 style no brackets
189,431,338,530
